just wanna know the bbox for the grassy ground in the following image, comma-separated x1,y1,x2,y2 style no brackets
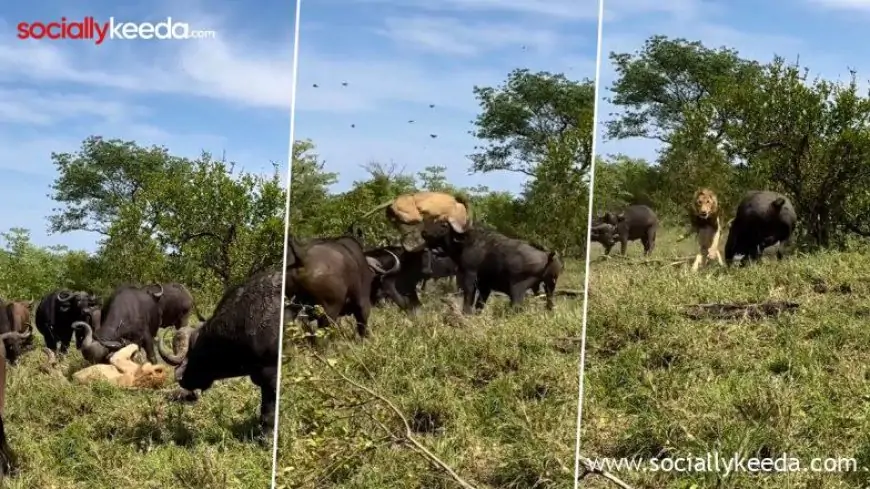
3,331,272,488
580,227,870,488
276,261,587,489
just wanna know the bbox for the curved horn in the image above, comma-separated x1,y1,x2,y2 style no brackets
382,249,401,274
157,326,195,367
150,283,164,298
365,256,392,275
0,328,32,342
56,290,73,303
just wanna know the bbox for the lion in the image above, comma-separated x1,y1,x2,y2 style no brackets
70,343,169,389
360,191,471,252
677,188,724,271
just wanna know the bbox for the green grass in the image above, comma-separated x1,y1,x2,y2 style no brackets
3,335,272,489
580,228,870,488
276,262,587,489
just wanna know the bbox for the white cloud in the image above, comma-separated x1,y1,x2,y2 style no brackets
376,16,565,57
0,89,146,126
0,26,293,110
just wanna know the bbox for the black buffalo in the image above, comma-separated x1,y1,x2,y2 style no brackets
421,219,562,314
364,246,453,313
0,327,32,479
34,290,98,355
158,268,281,435
419,249,459,291
589,222,619,255
147,282,206,329
725,190,797,266
602,205,659,256
75,285,163,364
287,234,382,338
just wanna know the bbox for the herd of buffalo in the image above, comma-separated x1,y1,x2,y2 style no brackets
0,188,801,479
286,188,800,340
0,267,282,478
286,191,564,339
589,189,798,269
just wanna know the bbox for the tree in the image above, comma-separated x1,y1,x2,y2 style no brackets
469,69,595,176
48,137,285,302
606,35,760,144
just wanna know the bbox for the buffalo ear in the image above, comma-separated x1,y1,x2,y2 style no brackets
447,216,467,234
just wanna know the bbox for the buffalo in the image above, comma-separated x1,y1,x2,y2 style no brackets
419,248,458,292
589,222,618,255
725,190,797,266
0,328,32,479
287,234,379,338
75,285,163,365
158,267,281,435
147,282,206,329
421,219,562,314
364,246,450,313
603,205,659,256
1,300,33,364
34,290,98,355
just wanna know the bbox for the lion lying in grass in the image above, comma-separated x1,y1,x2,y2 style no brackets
677,188,725,271
69,343,169,389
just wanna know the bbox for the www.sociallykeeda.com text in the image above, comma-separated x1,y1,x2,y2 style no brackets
16,17,216,45
584,453,859,475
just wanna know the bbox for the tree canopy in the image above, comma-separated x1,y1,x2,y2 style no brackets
600,35,870,248
2,136,285,306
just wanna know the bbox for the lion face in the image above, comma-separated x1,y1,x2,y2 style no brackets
693,189,718,220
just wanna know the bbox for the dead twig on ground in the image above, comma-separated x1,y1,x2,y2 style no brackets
311,352,480,489
577,456,637,489
683,300,800,320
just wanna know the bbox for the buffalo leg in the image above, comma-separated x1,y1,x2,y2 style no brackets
142,336,159,365
382,278,406,310
252,367,278,435
0,416,17,478
475,287,491,311
460,273,478,315
509,279,537,311
643,229,656,256
58,328,74,355
74,328,86,350
543,277,557,311
350,299,371,339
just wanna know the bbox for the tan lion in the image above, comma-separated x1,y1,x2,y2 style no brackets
361,191,471,251
677,188,724,271
70,343,169,389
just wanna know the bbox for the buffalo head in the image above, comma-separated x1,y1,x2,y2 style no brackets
56,290,90,313
157,325,206,395
72,321,125,364
143,283,165,300
420,216,468,255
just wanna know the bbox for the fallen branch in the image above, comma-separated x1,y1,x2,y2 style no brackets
683,300,800,320
311,352,480,489
577,456,637,489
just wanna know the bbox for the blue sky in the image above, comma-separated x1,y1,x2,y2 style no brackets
0,0,295,252
597,0,870,164
293,0,599,196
